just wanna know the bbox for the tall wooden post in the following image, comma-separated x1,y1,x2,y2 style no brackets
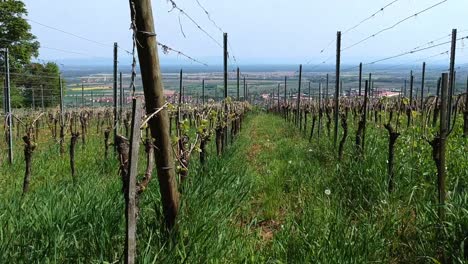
358,62,362,96
243,76,246,101
125,97,143,264
463,75,468,137
447,29,457,128
41,85,44,110
421,62,426,112
308,81,311,102
362,80,369,152
32,87,35,110
129,0,179,230
178,69,182,116
296,64,302,127
202,79,205,105
223,33,228,147
438,73,449,223
4,48,13,164
81,83,84,107
223,33,228,99
120,72,124,117
333,31,341,147
113,42,118,151
59,75,63,113
236,67,240,101
284,76,287,106
277,83,280,112
409,71,414,104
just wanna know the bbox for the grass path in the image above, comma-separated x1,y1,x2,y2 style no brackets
215,112,343,262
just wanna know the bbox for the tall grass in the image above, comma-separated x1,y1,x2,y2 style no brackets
0,112,466,263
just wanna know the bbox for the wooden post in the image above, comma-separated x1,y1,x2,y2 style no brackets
409,71,414,105
202,79,205,105
243,76,246,101
463,75,468,137
129,0,179,229
237,67,240,101
120,72,124,119
32,87,35,110
41,85,44,110
125,97,143,264
319,82,322,104
362,80,369,152
277,83,280,112
438,73,449,223
4,48,13,164
433,77,441,128
333,31,341,147
421,62,426,112
59,75,64,113
178,69,182,120
284,76,287,106
358,62,362,96
246,82,249,103
223,33,228,147
296,64,302,127
81,83,84,107
223,33,228,99
447,29,457,128
113,42,118,151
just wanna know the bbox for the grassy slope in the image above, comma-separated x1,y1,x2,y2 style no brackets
0,112,467,263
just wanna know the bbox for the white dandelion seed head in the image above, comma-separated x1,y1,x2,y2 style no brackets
288,160,292,164
325,189,331,196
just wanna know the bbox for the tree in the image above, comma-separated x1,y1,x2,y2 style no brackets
0,0,40,69
15,62,61,108
1,1,61,109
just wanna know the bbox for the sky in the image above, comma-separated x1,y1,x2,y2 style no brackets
22,0,468,68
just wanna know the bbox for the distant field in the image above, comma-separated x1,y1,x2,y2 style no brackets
70,86,111,91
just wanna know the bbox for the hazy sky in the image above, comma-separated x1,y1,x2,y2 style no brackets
23,0,468,67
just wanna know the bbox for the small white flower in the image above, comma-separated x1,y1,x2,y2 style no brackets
267,139,270,142
386,160,389,164
325,189,331,196
308,149,313,152
288,160,292,164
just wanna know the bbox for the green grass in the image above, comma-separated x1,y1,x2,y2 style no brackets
0,111,467,263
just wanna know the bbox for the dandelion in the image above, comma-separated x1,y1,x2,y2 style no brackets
325,189,331,196
288,160,292,164
308,149,313,152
